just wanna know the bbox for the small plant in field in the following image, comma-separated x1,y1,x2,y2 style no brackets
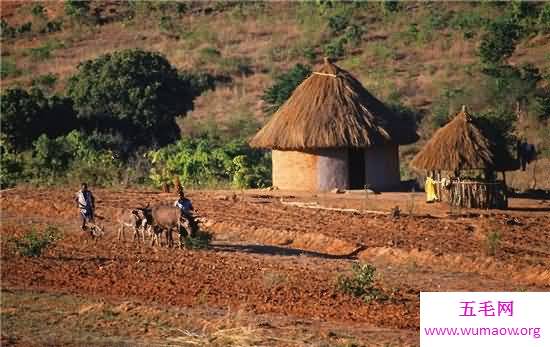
337,263,387,303
485,230,501,256
182,230,213,250
11,226,61,257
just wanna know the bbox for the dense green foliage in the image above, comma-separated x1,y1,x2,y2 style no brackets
147,134,271,189
67,49,203,151
1,88,77,151
10,226,61,257
479,18,521,66
262,64,311,114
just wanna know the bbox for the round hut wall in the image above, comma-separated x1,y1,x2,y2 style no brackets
272,145,401,191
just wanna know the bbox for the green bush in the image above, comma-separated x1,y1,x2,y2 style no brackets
0,138,24,189
336,263,387,303
0,57,22,78
479,17,521,66
40,20,63,34
11,226,61,257
17,22,32,35
65,0,90,18
539,3,550,33
323,36,346,59
1,19,16,39
381,0,400,14
182,229,213,250
147,135,270,189
328,13,350,35
31,4,46,18
262,63,311,114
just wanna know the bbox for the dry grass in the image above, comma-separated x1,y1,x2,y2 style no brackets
411,107,517,172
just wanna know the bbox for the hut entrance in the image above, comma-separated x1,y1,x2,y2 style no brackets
348,148,365,189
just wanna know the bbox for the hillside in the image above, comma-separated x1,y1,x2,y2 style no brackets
2,1,550,188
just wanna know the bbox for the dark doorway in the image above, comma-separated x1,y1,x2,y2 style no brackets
348,148,365,189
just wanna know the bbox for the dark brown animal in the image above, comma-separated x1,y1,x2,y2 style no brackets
142,204,180,247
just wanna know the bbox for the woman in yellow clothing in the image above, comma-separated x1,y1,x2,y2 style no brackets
425,176,439,202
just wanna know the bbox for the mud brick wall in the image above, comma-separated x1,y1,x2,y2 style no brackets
272,150,319,191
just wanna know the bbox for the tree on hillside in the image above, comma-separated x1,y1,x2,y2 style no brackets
66,49,202,152
478,17,521,66
262,64,311,115
1,88,78,152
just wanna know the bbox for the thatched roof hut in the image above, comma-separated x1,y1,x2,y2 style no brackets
410,106,518,172
411,106,519,209
250,58,418,191
250,58,417,150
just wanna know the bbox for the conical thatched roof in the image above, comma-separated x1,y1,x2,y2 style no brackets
250,59,418,150
411,106,519,172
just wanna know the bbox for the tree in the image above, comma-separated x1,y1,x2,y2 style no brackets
479,18,521,66
66,49,200,151
1,88,78,151
262,64,311,115
1,88,45,151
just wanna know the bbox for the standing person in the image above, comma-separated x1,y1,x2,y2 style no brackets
75,183,95,231
174,192,197,241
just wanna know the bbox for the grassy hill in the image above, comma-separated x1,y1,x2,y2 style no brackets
2,1,549,188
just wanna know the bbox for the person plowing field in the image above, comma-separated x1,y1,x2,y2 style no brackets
174,191,198,239
75,183,95,231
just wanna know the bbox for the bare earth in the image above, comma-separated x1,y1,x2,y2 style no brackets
1,187,549,346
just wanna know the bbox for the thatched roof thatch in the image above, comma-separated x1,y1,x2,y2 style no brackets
410,106,519,172
249,59,418,150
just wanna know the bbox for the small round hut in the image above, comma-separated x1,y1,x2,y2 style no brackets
411,106,519,209
250,58,418,192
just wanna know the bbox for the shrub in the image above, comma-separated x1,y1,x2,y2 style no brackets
0,139,24,188
262,63,311,114
323,36,346,59
539,3,550,33
16,22,32,35
65,0,90,18
11,226,61,257
31,4,46,18
40,20,63,34
0,57,22,78
182,229,213,250
381,0,400,14
479,18,521,66
147,135,270,189
328,13,350,35
1,19,16,39
337,263,387,303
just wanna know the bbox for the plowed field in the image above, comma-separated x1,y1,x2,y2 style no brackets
1,187,549,346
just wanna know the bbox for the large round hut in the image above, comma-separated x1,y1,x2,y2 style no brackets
250,59,418,191
411,106,519,209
